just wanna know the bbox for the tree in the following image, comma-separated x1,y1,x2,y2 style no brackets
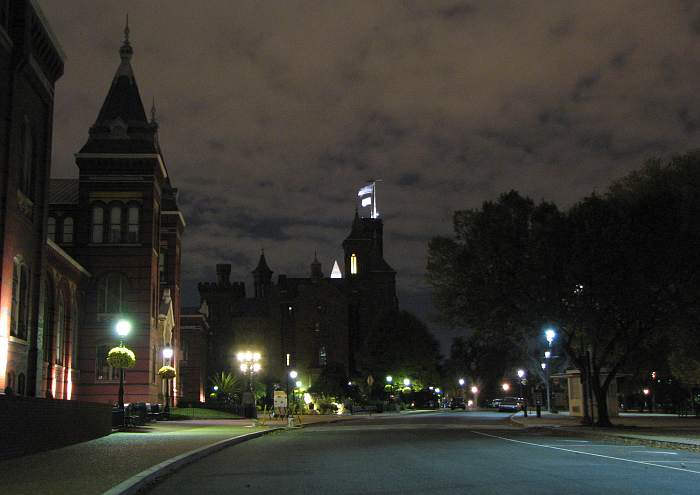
428,153,700,426
357,311,442,388
309,362,349,399
209,371,243,406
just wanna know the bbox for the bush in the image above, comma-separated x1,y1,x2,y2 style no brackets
318,400,338,415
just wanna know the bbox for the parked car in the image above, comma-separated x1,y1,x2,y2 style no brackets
488,398,503,408
498,397,524,412
450,397,466,410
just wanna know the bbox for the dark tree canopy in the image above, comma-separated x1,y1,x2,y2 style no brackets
428,152,700,425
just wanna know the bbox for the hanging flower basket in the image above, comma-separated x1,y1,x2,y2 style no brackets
158,365,176,379
107,346,136,369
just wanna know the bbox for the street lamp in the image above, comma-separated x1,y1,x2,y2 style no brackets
544,328,556,412
403,378,411,387
287,370,298,418
237,350,262,418
517,369,527,417
471,386,479,408
458,378,465,386
162,346,174,412
502,383,510,392
386,375,393,383
114,319,131,411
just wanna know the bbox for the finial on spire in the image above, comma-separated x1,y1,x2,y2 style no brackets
124,13,130,44
150,97,157,123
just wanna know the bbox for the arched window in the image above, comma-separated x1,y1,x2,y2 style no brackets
62,217,74,243
10,259,30,340
91,205,104,243
127,204,139,242
350,253,358,275
97,273,127,313
109,204,122,243
20,119,34,197
47,217,56,242
43,274,54,362
55,291,66,365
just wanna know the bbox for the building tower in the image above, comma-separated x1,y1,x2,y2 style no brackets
252,251,273,298
70,22,183,404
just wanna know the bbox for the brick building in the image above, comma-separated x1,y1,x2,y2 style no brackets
0,0,64,396
179,306,209,404
47,23,185,405
198,211,398,389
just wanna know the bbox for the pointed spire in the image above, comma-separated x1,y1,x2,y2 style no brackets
124,14,130,43
331,260,343,279
311,251,323,279
119,14,133,65
252,249,273,275
150,97,157,123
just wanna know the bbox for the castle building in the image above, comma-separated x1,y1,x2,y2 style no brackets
198,210,398,388
0,0,64,396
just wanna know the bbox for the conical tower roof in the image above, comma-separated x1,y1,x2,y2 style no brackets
79,18,158,154
252,251,273,276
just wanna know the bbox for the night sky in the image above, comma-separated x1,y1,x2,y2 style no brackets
40,1,700,350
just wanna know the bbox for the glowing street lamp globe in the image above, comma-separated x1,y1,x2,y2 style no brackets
386,375,393,383
517,369,525,379
502,383,510,392
115,319,132,338
289,370,298,379
162,346,173,360
403,378,411,386
545,328,556,344
458,378,465,386
252,362,261,373
471,386,478,394
295,380,302,388
240,363,248,373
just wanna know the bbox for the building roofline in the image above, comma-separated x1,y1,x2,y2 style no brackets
30,0,66,62
47,239,91,277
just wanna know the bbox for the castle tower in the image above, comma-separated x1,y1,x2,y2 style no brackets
252,251,273,298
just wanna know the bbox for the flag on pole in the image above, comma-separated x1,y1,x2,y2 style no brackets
361,196,372,207
357,184,374,197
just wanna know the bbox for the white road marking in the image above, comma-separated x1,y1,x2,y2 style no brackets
545,444,636,448
470,430,700,475
630,451,678,455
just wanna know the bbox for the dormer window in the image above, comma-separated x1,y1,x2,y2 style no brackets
350,253,358,275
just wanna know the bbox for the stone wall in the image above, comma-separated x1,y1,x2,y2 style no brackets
0,395,111,459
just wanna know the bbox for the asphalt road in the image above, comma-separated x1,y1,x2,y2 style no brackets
147,411,700,494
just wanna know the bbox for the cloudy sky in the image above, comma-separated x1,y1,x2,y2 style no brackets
40,0,700,349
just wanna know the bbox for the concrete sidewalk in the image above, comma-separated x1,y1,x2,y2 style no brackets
510,411,700,451
0,415,356,495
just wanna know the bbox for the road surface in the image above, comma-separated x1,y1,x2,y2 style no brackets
146,411,700,494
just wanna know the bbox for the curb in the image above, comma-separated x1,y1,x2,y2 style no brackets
508,414,700,453
102,427,284,495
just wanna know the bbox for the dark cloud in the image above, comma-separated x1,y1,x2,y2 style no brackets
40,0,700,350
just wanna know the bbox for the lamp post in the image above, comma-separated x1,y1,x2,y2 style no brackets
237,351,262,419
288,370,298,417
162,346,174,412
115,319,131,411
544,328,556,412
517,369,527,417
471,386,479,408
458,378,465,401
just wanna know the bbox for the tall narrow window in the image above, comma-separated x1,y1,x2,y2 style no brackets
43,276,54,362
96,345,118,381
91,206,104,243
97,273,126,313
11,261,30,340
62,217,74,243
109,205,122,243
55,292,65,365
127,205,139,242
159,250,167,283
47,217,56,242
350,253,358,275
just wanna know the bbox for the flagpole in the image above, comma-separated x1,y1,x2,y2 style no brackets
372,181,377,218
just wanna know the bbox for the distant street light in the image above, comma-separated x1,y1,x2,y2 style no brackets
403,378,411,387
386,375,393,383
544,351,551,359
517,369,527,417
237,350,262,418
295,380,302,388
502,383,510,392
458,378,465,386
471,386,478,394
544,328,556,412
517,369,525,379
162,346,174,412
545,328,556,344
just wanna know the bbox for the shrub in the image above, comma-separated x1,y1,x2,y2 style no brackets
158,365,176,379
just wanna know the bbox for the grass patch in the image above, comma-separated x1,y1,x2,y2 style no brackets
170,407,243,420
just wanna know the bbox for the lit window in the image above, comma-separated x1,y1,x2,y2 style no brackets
92,206,104,243
47,217,56,241
62,217,74,243
319,345,327,366
350,253,358,275
110,205,122,243
127,205,139,242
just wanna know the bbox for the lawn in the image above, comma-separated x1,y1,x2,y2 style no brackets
169,407,242,420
